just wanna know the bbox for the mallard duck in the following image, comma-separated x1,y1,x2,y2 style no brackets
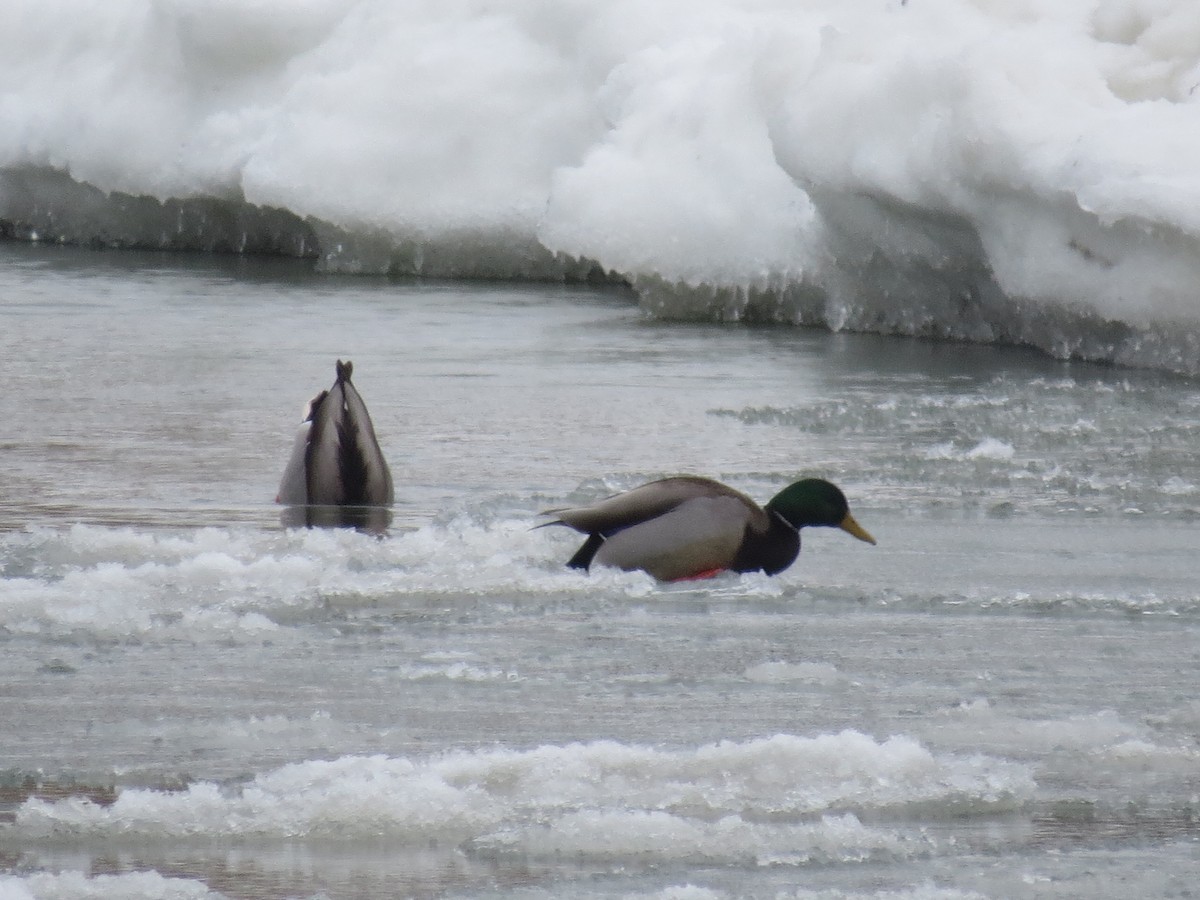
276,360,393,531
542,476,875,581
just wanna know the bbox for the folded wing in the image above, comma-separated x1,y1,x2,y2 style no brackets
546,476,765,535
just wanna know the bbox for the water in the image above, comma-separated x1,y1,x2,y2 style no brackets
4,3,1200,895
1,243,1197,899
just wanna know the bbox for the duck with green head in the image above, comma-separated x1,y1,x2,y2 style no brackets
541,476,876,582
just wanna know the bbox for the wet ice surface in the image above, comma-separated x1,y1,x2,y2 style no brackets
0,246,1198,899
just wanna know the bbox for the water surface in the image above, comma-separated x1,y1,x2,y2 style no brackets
1,245,1198,900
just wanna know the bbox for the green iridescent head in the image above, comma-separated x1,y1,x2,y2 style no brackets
766,478,876,544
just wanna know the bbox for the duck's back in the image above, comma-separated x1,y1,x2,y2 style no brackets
551,476,765,535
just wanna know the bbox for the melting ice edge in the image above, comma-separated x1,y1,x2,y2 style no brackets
4,1,1200,375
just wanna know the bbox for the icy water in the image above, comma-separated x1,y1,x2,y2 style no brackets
1,243,1198,900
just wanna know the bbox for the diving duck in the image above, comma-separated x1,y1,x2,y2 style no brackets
277,360,393,532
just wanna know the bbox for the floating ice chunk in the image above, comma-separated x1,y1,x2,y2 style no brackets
744,660,841,684
0,870,220,899
925,438,1015,461
966,438,1016,460
1160,476,1197,495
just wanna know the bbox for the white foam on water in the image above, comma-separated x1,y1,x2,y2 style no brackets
0,524,402,641
0,872,219,900
624,888,989,900
744,660,843,685
964,438,1016,460
624,888,726,900
3,511,1195,647
924,437,1015,461
1100,738,1200,775
0,517,810,643
927,700,1200,781
773,889,988,900
0,872,998,900
1160,476,1198,496
12,732,1034,851
929,702,1144,755
394,659,522,683
477,810,913,866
